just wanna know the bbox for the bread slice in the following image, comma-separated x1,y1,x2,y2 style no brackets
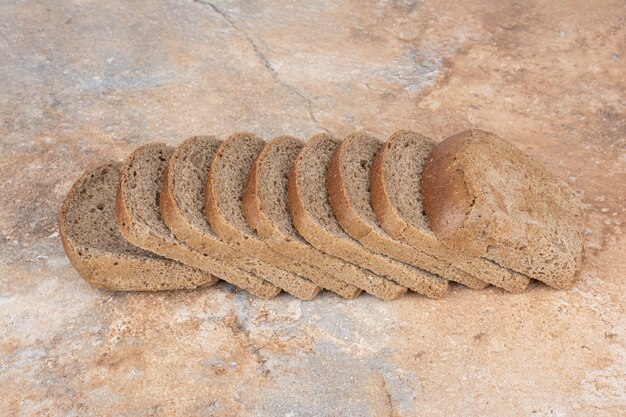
115,143,280,300
290,134,454,298
371,130,531,293
60,161,215,291
205,132,321,300
160,135,303,299
326,132,486,290
243,135,406,300
421,129,584,289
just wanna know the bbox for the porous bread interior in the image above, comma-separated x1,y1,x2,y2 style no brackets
297,135,352,237
381,131,434,231
257,137,306,239
341,133,397,234
65,161,156,258
171,136,221,236
122,144,175,237
211,135,264,235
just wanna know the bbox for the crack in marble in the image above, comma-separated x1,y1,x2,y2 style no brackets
195,0,330,134
379,372,395,417
250,331,276,355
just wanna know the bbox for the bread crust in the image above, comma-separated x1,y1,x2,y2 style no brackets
204,136,241,243
241,148,277,240
421,132,473,244
160,156,194,243
370,140,414,241
327,139,372,240
288,149,331,250
421,129,584,289
370,130,530,293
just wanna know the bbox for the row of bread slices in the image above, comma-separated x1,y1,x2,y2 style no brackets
60,129,584,300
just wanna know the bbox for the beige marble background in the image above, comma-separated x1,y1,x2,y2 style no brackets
0,0,624,416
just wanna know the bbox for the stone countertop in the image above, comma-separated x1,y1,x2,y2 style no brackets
1,1,624,416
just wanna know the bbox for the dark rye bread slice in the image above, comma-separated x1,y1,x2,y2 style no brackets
160,136,288,299
371,130,530,293
116,143,279,299
60,161,215,291
243,136,406,300
291,134,453,298
205,132,321,300
422,129,584,289
327,132,486,290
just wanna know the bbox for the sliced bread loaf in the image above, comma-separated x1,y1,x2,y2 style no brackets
421,129,584,289
327,132,486,290
60,161,215,291
290,134,454,298
371,130,530,293
160,136,299,299
116,142,281,299
205,132,321,300
243,136,405,300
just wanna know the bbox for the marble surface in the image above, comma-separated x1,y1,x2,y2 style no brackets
1,1,624,416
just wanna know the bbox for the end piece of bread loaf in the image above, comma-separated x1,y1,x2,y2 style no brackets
421,129,584,289
205,132,321,300
370,130,530,293
60,161,214,291
290,134,463,299
116,142,280,299
160,137,281,299
325,132,487,290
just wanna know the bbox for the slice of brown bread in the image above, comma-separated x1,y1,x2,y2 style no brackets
421,129,584,289
205,132,321,300
371,130,531,293
242,135,406,300
290,134,455,298
160,136,297,299
326,132,487,290
115,143,281,299
60,161,215,291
